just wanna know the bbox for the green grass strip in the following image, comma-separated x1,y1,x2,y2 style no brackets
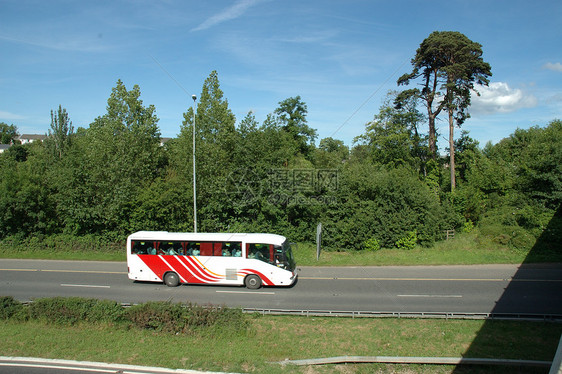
1,316,560,374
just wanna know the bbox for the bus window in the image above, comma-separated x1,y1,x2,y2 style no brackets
232,242,242,257
184,242,200,256
131,241,141,254
221,243,231,256
220,242,241,256
223,242,241,257
247,243,273,263
132,241,155,255
160,241,182,256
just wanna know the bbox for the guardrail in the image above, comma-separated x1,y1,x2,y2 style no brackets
33,301,561,322
242,307,562,322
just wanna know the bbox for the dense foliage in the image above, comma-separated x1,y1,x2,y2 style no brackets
0,296,248,335
0,70,560,255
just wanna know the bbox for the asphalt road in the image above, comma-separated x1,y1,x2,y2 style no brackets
1,259,561,315
0,357,218,374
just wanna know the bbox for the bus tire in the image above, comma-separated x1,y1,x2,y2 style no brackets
244,274,262,289
164,272,180,287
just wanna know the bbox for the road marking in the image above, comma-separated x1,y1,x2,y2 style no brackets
60,284,110,289
44,269,125,274
0,268,37,272
397,294,463,298
216,290,275,295
0,363,115,373
300,276,511,282
0,268,125,274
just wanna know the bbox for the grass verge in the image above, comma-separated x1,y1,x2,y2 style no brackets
0,316,559,373
294,231,540,266
2,229,557,265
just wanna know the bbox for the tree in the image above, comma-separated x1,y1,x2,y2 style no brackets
47,105,74,159
175,70,237,232
0,122,19,144
491,120,562,209
397,31,491,190
315,137,349,168
452,130,480,183
182,70,236,142
54,80,162,236
356,92,427,171
396,31,491,161
274,96,317,158
440,32,491,190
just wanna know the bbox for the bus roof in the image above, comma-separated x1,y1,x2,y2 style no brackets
127,231,287,246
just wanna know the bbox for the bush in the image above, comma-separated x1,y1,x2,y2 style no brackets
0,296,24,320
28,297,124,325
395,230,418,250
125,301,249,335
1,297,249,336
0,234,123,256
322,166,458,250
363,237,380,252
463,220,474,233
125,301,186,333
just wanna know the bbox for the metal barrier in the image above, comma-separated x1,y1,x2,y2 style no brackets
242,307,562,321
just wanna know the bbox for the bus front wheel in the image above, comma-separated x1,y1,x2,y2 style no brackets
244,274,262,289
164,272,180,287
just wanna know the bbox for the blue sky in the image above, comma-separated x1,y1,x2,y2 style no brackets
1,0,561,148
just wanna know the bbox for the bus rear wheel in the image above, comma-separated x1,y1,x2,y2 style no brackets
244,274,262,289
164,272,180,287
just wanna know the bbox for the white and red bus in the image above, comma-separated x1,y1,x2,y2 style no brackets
127,231,297,289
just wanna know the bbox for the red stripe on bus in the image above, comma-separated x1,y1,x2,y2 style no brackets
177,256,222,283
137,255,168,281
160,255,192,283
240,269,274,286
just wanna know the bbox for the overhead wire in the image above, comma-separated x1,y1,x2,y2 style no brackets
329,59,409,138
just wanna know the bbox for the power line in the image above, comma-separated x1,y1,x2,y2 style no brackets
149,55,193,98
330,59,409,138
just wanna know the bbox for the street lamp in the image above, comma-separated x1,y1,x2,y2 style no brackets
192,94,197,233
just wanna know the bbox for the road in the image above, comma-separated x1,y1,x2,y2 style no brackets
0,356,221,374
1,259,561,316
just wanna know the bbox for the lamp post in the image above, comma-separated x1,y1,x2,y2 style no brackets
192,94,197,233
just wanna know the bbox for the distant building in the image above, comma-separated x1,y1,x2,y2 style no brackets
17,134,47,144
1,134,173,153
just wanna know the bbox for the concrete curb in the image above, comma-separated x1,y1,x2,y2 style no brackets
275,355,552,367
0,356,241,374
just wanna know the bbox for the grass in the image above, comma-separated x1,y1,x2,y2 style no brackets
294,231,539,266
2,229,554,266
0,316,559,373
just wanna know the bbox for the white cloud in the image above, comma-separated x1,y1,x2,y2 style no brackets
191,0,263,32
0,110,26,121
0,33,108,53
543,62,562,72
470,82,537,115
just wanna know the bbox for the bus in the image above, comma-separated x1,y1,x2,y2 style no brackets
127,231,297,289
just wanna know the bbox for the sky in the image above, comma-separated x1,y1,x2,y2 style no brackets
1,0,561,148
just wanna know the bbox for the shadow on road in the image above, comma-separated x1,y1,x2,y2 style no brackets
452,205,562,373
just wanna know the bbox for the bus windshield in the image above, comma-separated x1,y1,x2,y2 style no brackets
274,241,296,271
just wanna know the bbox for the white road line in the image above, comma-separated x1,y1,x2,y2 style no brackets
60,284,110,289
397,294,463,298
216,290,275,295
0,363,115,373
